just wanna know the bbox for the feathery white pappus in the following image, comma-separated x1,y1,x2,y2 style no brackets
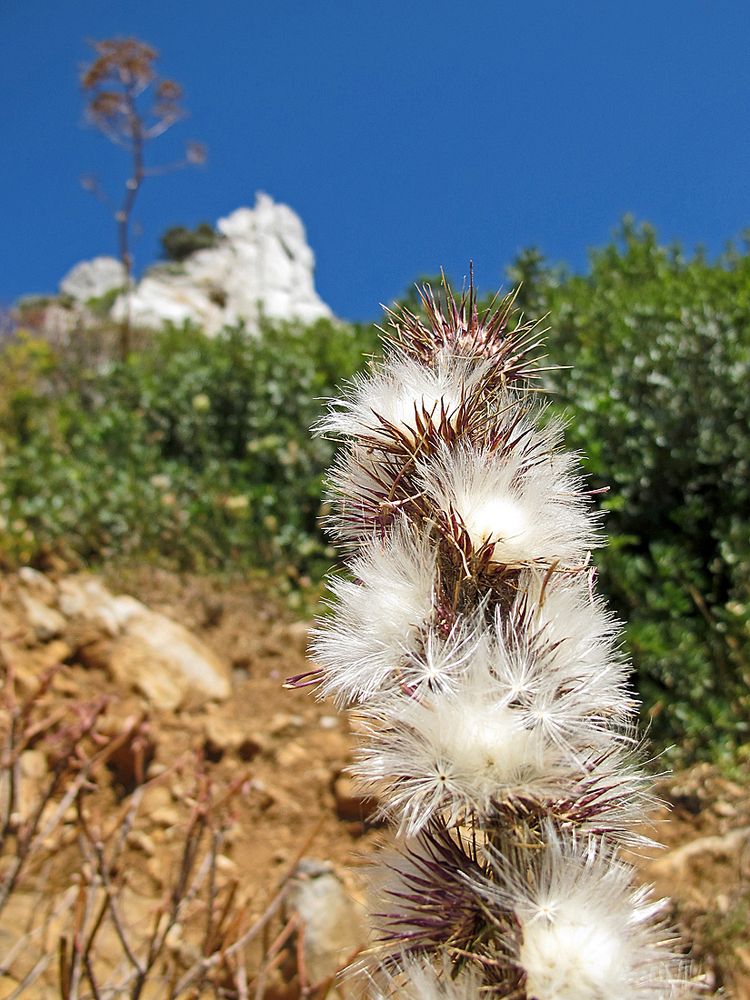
352,648,648,835
355,685,552,833
322,442,394,544
315,354,488,445
417,431,599,568
491,578,636,737
476,828,689,1000
369,955,483,1000
310,522,438,706
511,567,626,684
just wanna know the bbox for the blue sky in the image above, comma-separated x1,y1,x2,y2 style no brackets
2,1,749,321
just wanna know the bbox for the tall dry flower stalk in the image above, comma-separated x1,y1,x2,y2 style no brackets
289,277,697,998
81,37,206,360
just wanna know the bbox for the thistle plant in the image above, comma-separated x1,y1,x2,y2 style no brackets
290,280,696,998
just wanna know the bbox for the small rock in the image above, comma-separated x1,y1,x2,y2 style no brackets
150,805,181,828
8,750,49,823
58,576,134,634
0,642,37,688
39,639,72,669
275,742,309,768
269,713,304,736
215,854,237,875
284,858,369,986
140,784,173,818
18,591,66,641
127,830,156,856
332,774,380,824
112,609,230,710
715,892,730,914
203,715,263,761
713,800,737,818
20,750,46,781
18,567,58,603
319,715,340,730
147,857,165,887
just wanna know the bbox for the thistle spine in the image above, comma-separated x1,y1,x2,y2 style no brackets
298,280,694,998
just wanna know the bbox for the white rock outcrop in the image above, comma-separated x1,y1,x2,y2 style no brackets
54,575,232,711
110,192,332,336
60,257,127,302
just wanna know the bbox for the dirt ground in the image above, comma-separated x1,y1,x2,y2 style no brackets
1,566,748,998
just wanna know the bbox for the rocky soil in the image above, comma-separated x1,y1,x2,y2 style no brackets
0,567,748,998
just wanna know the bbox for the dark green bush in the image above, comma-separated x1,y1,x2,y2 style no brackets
509,221,750,763
0,319,378,587
160,222,218,262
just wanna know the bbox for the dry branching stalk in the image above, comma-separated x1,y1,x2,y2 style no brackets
0,642,350,998
80,37,206,360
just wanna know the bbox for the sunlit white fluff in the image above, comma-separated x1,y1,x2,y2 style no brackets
418,432,598,568
323,443,395,544
476,828,690,1000
499,569,634,728
396,619,481,700
488,602,634,752
304,286,693,996
315,355,486,445
369,955,484,1000
353,656,619,834
311,523,438,706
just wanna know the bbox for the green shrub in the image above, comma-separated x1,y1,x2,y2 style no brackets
509,220,750,762
160,222,218,262
85,286,125,317
0,318,379,583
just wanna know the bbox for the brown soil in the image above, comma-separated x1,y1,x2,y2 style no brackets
1,567,748,998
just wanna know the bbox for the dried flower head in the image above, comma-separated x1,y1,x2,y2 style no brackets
296,276,698,997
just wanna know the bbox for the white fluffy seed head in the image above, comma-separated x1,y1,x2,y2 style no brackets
501,570,635,731
354,660,575,833
308,300,691,997
311,521,437,706
369,955,484,1000
461,494,532,560
520,911,627,1000
315,355,482,445
475,827,690,1000
397,616,485,699
418,433,599,569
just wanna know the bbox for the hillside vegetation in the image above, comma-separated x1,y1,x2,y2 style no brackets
1,222,748,763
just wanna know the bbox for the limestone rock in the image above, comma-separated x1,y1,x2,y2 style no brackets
18,591,66,641
57,575,231,710
128,610,227,697
284,859,369,988
58,576,140,636
111,273,224,334
332,774,380,824
18,566,58,603
111,193,332,336
60,256,126,302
